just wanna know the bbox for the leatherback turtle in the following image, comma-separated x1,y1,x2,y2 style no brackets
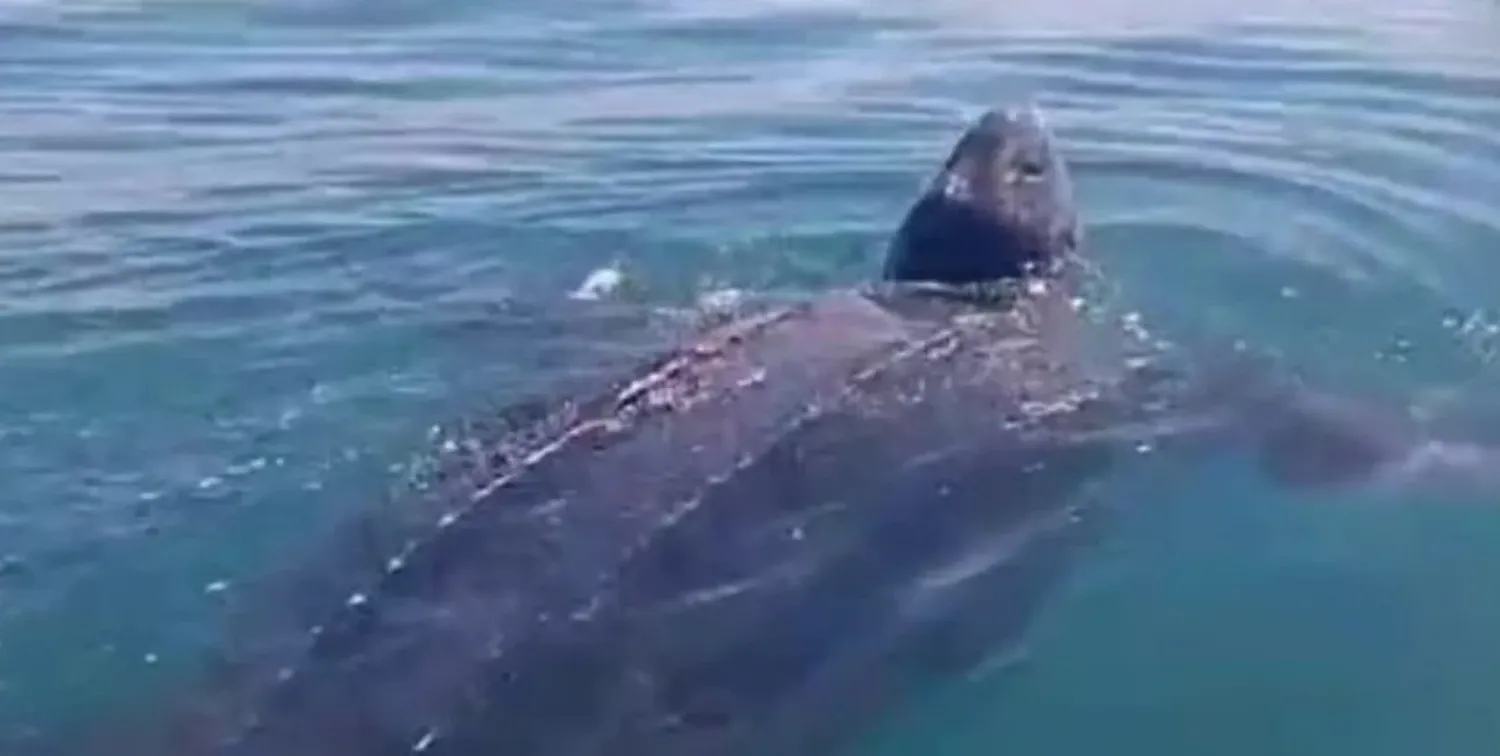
55,102,1498,756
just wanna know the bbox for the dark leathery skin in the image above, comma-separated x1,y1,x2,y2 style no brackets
410,287,1133,756
107,291,929,756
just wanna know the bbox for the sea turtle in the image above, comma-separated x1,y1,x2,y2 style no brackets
53,102,1498,756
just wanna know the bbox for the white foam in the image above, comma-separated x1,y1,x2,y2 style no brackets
569,265,627,301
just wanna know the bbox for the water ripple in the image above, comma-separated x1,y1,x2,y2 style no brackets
2,0,1500,748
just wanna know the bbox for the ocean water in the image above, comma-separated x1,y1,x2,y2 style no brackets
2,0,1500,752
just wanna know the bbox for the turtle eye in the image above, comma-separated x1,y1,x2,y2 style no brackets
1014,159,1047,181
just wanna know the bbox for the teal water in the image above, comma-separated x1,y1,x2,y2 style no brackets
3,0,1500,752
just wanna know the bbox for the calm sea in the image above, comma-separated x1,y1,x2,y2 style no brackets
2,0,1499,753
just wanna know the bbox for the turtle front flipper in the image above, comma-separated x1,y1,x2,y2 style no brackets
1247,389,1500,497
1107,349,1500,496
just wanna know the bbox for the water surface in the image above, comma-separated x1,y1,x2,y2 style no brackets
2,0,1499,752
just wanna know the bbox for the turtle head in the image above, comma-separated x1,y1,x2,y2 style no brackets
882,102,1081,286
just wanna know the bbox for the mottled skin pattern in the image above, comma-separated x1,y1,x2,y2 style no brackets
46,103,1496,756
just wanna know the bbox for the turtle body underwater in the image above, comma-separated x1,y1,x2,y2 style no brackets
50,102,1500,756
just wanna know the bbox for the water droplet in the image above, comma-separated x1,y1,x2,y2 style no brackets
413,730,438,752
